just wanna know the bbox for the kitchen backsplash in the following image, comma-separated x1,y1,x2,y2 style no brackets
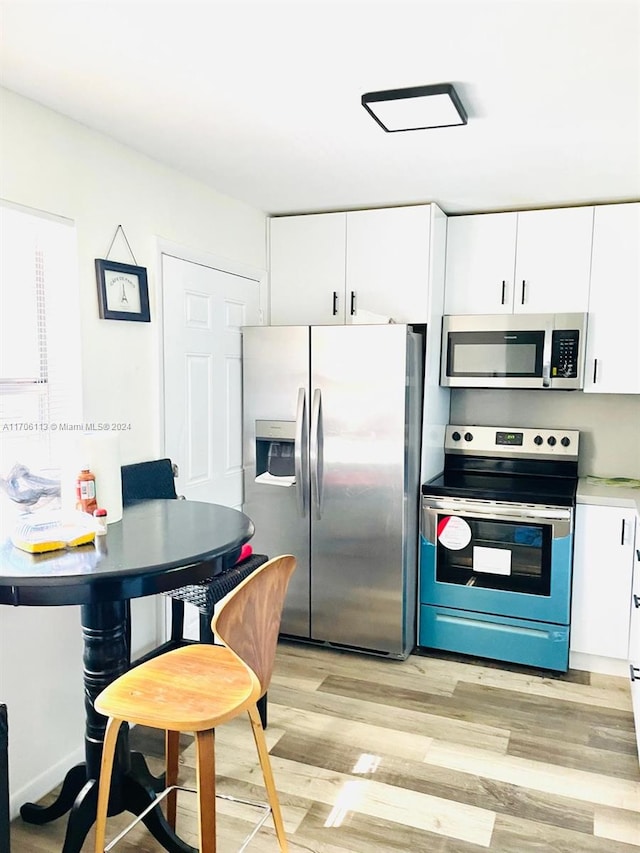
450,390,640,479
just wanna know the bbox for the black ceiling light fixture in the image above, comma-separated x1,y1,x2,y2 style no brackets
361,83,467,132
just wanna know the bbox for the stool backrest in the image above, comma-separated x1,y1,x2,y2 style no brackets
213,555,296,695
121,458,177,507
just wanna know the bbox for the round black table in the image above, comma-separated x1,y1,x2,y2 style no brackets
0,499,254,853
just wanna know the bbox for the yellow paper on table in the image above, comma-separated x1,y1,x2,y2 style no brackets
11,511,96,554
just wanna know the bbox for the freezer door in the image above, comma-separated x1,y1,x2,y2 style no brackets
310,324,420,656
242,326,311,636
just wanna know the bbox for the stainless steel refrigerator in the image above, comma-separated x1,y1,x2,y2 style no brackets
241,324,423,659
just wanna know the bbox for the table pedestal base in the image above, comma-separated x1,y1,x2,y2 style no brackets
20,601,197,853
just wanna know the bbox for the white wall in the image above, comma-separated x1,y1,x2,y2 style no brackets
0,87,267,816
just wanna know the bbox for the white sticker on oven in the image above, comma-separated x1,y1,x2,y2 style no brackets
473,545,512,575
437,516,472,550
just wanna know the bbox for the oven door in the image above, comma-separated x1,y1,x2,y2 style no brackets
420,496,574,623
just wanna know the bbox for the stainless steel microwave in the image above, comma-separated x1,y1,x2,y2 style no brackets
441,313,588,390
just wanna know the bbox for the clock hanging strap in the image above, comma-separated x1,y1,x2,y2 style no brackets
105,224,138,265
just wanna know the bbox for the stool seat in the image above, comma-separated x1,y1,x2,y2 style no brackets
97,644,256,732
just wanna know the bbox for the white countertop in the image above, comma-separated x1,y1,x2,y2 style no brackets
577,477,640,515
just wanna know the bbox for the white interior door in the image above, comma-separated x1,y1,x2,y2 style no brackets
162,253,260,510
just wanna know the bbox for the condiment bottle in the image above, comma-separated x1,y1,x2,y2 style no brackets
93,507,108,535
76,467,98,514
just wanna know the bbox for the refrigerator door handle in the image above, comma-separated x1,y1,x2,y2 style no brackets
294,386,308,518
310,387,323,519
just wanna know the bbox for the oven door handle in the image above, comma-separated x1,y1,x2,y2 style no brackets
422,500,572,524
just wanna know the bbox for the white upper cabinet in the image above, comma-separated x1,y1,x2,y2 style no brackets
444,212,517,314
269,204,442,325
444,206,594,315
269,212,346,325
345,206,433,323
513,207,593,313
584,202,640,394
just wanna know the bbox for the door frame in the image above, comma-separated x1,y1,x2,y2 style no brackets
154,237,267,457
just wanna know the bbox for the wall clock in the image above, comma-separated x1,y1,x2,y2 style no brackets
95,259,150,322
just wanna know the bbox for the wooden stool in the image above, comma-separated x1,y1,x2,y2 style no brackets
93,555,296,853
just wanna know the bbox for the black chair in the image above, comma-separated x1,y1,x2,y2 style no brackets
120,459,270,726
121,458,188,655
121,457,178,506
166,551,270,726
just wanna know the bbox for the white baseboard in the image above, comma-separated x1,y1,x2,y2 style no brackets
10,743,85,821
569,651,629,678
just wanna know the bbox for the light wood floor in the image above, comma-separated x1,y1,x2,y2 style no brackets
11,640,640,852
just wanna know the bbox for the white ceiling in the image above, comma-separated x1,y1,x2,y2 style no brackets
1,0,639,216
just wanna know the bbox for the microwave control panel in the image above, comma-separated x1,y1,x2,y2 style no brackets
550,329,580,378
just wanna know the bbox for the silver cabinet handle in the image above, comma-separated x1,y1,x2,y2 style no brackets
621,518,626,545
310,388,323,519
294,387,307,518
350,290,356,316
332,291,339,316
521,280,526,305
592,358,598,384
501,281,506,305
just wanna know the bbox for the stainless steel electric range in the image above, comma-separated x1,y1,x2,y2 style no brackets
419,424,579,671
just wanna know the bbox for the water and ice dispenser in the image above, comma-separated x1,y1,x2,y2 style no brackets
254,420,296,484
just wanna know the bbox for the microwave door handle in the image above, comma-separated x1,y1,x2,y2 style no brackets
294,387,308,518
542,323,553,388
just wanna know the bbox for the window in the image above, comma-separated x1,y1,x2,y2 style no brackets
0,202,82,476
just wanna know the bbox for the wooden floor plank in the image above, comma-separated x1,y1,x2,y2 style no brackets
9,642,640,852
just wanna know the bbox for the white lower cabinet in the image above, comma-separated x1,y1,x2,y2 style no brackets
570,503,636,660
629,523,640,762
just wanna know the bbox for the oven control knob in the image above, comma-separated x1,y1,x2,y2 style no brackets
561,437,571,447
464,432,473,442
547,436,557,446
534,435,543,445
451,431,461,442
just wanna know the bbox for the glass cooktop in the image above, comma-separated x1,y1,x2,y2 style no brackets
422,470,578,507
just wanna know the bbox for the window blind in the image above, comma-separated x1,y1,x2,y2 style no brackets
0,202,82,476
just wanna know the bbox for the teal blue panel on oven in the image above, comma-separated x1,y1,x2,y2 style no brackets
419,604,569,671
419,536,437,603
419,533,573,624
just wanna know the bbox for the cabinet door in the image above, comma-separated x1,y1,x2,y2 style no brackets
269,213,346,325
571,504,635,659
513,207,593,313
444,212,517,314
630,526,640,664
630,527,640,764
584,203,640,394
346,206,432,323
